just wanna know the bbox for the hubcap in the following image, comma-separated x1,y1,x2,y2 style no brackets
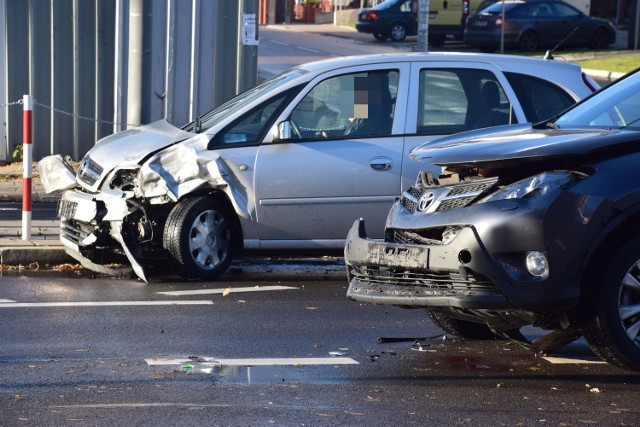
618,260,640,346
188,209,230,271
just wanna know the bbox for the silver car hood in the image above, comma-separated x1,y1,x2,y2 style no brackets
84,119,194,172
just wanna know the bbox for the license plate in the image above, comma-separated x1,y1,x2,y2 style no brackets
474,21,488,27
57,200,78,219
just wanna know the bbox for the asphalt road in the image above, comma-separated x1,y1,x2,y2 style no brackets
1,272,639,426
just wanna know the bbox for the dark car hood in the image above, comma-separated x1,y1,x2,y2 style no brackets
410,126,640,170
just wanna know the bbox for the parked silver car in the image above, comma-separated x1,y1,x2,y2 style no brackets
39,53,597,281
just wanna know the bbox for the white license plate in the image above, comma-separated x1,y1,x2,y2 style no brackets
475,21,488,27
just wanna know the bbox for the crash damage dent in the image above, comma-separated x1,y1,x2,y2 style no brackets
38,155,77,193
137,141,253,219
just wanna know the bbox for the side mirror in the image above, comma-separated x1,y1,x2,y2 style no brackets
276,121,292,140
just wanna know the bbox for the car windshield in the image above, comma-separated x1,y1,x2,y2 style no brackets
183,69,308,133
553,70,640,130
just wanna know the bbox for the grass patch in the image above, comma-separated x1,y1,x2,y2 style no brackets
576,54,640,73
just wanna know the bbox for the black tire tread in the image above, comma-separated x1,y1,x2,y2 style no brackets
426,308,499,340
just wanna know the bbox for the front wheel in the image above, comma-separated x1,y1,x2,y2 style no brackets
590,27,611,49
163,196,238,281
373,32,388,41
581,237,640,371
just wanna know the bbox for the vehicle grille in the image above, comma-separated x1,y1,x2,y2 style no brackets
350,265,500,294
400,178,498,214
392,228,445,245
77,159,104,186
60,219,97,246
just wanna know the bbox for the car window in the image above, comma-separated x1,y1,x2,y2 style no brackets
508,3,533,18
288,70,399,140
209,87,299,148
505,72,575,123
417,68,511,134
551,2,580,18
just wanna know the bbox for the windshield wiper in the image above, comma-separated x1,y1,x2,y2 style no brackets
622,116,640,129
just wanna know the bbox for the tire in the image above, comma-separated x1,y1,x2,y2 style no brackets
373,32,388,41
517,30,538,52
581,238,640,371
389,23,407,42
428,34,446,47
163,196,238,281
590,27,610,49
426,308,499,340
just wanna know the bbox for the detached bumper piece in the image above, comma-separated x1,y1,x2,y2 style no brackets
344,219,509,309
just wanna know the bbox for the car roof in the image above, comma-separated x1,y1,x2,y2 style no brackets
293,52,583,75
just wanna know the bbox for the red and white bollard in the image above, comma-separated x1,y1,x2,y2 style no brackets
22,95,33,240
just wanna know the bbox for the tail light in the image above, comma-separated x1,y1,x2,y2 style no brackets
462,0,470,24
367,12,378,20
494,14,506,29
582,72,598,92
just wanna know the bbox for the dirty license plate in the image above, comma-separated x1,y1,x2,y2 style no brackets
474,21,488,27
57,200,78,219
369,244,429,268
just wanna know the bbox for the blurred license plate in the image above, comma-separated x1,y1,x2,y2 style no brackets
475,21,488,27
57,200,78,219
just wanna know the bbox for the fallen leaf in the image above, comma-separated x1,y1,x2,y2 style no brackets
222,288,230,297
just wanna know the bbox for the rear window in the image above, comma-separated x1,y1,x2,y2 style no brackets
480,2,522,14
505,72,575,123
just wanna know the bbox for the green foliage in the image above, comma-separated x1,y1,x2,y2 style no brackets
11,144,23,161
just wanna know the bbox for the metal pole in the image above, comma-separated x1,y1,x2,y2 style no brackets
238,0,258,94
22,95,33,240
127,0,143,127
635,0,640,50
416,0,429,52
500,1,505,54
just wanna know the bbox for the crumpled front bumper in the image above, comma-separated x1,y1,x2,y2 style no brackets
344,196,582,311
344,219,510,309
58,189,146,281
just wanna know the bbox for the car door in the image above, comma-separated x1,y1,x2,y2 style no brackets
401,62,526,190
252,64,411,245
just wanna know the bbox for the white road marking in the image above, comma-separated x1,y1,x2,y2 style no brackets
298,46,320,53
146,357,359,366
158,285,298,296
0,300,213,308
0,299,16,303
270,40,289,46
543,356,606,364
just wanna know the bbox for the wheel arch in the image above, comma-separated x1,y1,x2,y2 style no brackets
579,206,640,311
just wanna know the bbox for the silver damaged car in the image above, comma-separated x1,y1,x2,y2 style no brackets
38,53,597,281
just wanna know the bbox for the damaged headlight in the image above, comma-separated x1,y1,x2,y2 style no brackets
108,167,139,192
479,171,575,204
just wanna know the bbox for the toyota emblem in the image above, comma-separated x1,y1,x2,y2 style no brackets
417,192,435,212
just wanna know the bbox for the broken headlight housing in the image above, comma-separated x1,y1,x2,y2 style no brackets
479,171,575,204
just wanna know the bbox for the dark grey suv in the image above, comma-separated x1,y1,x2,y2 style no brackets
345,68,640,371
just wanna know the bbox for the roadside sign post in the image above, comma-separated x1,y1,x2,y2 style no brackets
416,0,430,52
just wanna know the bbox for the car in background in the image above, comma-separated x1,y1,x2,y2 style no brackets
38,53,597,282
464,0,616,52
356,0,418,42
357,0,484,46
344,67,640,371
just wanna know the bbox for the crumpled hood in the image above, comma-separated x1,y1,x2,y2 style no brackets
410,126,640,170
84,119,194,171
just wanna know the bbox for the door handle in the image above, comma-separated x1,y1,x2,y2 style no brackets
369,157,393,172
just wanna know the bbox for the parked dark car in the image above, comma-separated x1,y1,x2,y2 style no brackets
464,0,616,52
345,68,640,371
356,0,417,42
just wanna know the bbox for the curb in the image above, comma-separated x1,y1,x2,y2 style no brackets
0,244,347,280
0,246,73,267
